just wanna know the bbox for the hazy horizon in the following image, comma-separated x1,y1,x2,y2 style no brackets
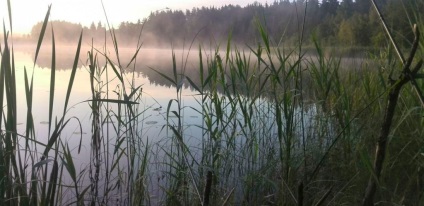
0,0,271,34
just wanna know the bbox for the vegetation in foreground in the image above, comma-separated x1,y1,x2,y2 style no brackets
1,1,424,205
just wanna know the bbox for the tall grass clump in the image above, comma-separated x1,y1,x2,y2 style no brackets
82,8,149,204
0,2,150,205
0,4,86,205
150,10,424,206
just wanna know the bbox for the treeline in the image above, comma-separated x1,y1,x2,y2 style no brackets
28,0,423,48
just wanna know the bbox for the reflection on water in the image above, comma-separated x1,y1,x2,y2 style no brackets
12,48,202,203
28,45,207,89
27,44,366,92
11,45,355,204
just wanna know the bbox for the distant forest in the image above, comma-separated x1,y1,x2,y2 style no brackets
27,0,423,49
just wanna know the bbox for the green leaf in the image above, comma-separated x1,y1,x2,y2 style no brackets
34,5,51,67
105,55,123,82
64,30,83,114
33,159,54,168
185,76,201,94
7,0,12,33
150,67,177,86
61,143,77,184
49,27,56,136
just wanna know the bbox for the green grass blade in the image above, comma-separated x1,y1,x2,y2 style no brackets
63,30,82,114
7,0,12,33
62,144,76,183
49,27,56,136
255,18,270,53
33,159,54,169
33,5,51,67
30,167,38,205
110,149,126,171
0,31,8,132
105,55,123,82
185,76,201,94
226,29,232,63
149,67,177,86
41,118,66,159
111,29,122,67
125,44,142,69
172,51,177,84
198,47,204,86
60,142,80,199
0,29,8,202
23,67,35,159
127,85,142,100
47,161,59,206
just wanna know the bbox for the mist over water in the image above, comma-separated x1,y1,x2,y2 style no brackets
11,46,205,202
7,38,368,204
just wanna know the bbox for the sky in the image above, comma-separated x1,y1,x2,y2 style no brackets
1,0,271,34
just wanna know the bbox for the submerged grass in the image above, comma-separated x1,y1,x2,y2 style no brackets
1,2,424,206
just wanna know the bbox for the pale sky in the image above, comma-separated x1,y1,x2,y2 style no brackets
1,0,270,34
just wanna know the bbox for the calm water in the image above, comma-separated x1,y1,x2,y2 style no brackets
11,46,206,203
13,46,202,139
9,45,360,203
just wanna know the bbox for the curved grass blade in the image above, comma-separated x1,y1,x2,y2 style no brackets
41,116,82,160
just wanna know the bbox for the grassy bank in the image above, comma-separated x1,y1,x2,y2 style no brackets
1,2,424,206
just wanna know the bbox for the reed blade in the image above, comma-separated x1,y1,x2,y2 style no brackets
48,27,56,136
33,5,51,67
63,30,82,115
6,0,12,33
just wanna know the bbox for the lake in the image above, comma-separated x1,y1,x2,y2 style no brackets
11,45,211,204
7,44,359,205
